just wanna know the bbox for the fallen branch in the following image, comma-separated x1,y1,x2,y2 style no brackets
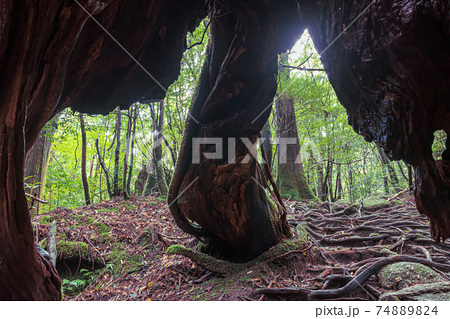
26,193,49,204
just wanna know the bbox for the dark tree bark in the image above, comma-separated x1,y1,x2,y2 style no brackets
0,0,205,300
79,113,91,205
168,1,304,262
334,164,342,200
302,0,450,241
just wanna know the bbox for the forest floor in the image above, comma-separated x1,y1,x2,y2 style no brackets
32,193,450,301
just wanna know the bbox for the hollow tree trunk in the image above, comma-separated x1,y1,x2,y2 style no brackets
302,0,450,241
0,0,107,300
168,1,304,262
1,0,206,300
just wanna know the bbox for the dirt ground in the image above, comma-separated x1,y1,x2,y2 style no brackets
32,193,450,301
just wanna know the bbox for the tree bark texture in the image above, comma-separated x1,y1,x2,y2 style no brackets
301,0,450,241
168,1,304,262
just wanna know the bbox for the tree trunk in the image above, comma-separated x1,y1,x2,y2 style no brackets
168,1,303,262
79,113,91,205
24,117,58,214
126,105,138,195
317,162,326,201
276,53,317,201
153,101,168,197
95,138,113,199
377,145,400,193
348,166,354,201
334,164,342,200
261,119,273,170
122,107,132,199
113,108,122,197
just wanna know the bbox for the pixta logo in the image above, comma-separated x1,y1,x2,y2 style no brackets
191,137,322,164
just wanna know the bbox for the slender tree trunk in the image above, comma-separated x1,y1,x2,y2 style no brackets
24,116,58,214
408,164,414,194
95,138,113,198
334,164,342,200
113,108,122,197
276,53,317,201
317,162,326,201
377,145,400,193
348,166,354,201
153,101,168,197
79,113,91,205
126,105,138,194
122,107,132,199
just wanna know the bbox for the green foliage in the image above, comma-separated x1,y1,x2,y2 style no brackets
61,268,96,296
62,278,86,296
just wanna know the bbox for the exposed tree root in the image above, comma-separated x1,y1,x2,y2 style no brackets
254,255,450,300
166,239,313,276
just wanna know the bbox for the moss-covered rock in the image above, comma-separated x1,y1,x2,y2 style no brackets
57,241,90,260
378,262,443,290
380,282,450,301
362,196,402,211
